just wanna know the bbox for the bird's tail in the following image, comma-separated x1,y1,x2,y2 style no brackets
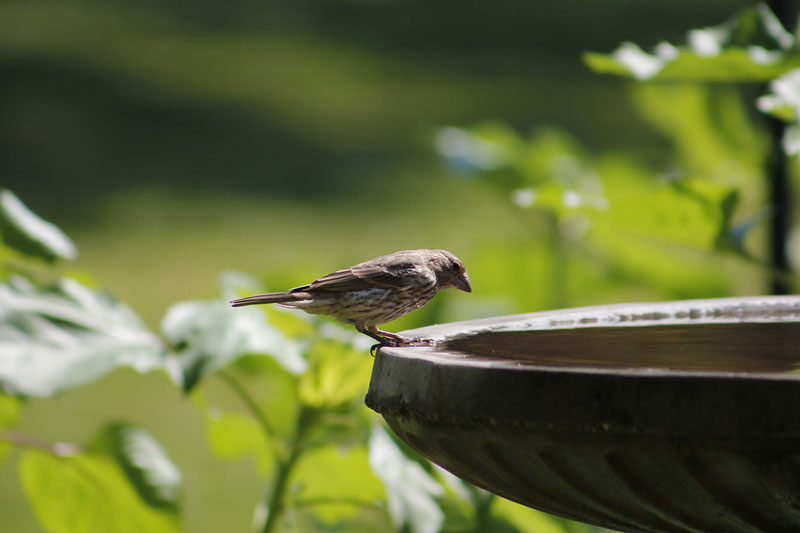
230,292,303,307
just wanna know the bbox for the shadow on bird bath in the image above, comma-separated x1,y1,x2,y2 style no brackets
365,296,800,533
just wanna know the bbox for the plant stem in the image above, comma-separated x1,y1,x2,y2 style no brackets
218,369,276,440
0,429,80,456
260,404,315,533
547,212,568,309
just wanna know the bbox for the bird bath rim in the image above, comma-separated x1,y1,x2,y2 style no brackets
380,294,800,381
365,296,800,532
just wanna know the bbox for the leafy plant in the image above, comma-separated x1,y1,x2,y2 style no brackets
437,2,798,314
0,189,586,532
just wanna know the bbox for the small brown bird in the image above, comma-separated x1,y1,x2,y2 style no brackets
230,249,471,348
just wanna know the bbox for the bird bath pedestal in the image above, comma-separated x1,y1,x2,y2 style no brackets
365,296,800,533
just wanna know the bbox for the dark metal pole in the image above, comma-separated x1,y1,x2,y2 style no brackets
765,0,796,294
766,117,791,294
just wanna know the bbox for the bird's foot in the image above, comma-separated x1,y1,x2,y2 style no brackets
370,336,436,356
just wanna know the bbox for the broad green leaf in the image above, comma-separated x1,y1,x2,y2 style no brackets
19,437,180,533
594,158,738,250
368,425,444,533
0,189,77,262
206,410,273,476
585,4,800,82
162,298,307,393
586,159,739,294
299,336,373,409
0,393,22,465
585,47,800,82
227,354,301,436
0,276,164,397
291,444,387,526
90,423,181,511
630,84,767,187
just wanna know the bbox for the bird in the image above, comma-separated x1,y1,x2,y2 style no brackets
230,249,471,349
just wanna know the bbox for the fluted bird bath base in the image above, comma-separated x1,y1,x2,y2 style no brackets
365,296,800,533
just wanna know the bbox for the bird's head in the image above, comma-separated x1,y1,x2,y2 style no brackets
430,250,472,293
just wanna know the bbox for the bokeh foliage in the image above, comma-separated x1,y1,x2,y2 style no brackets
0,191,587,532
2,2,799,533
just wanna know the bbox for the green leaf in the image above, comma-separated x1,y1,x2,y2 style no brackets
594,160,738,250
0,189,77,263
0,276,164,397
227,354,301,436
585,46,800,82
206,410,273,476
299,336,373,409
19,425,180,533
585,4,800,82
368,425,444,533
162,299,307,393
631,84,768,186
291,444,387,526
90,423,182,511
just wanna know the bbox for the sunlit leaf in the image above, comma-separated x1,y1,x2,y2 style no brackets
19,427,180,533
90,423,182,511
0,189,77,263
227,354,301,436
631,84,767,188
597,160,738,250
368,425,444,533
162,299,307,393
299,336,373,409
0,276,164,397
585,4,800,82
291,444,387,526
206,410,273,476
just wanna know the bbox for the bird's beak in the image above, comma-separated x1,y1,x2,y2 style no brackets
455,272,472,293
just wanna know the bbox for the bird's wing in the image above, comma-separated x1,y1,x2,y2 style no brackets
294,261,415,293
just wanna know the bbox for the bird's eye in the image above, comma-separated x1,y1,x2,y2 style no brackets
451,261,461,271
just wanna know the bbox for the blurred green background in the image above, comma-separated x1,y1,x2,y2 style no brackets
1,0,782,531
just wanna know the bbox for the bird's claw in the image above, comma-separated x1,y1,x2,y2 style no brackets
370,336,436,356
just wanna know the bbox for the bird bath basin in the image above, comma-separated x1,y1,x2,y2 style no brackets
365,296,800,533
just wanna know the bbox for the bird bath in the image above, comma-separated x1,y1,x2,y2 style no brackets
365,296,800,533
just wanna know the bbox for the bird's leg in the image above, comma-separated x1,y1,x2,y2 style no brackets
357,325,392,344
357,326,434,355
367,326,407,345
